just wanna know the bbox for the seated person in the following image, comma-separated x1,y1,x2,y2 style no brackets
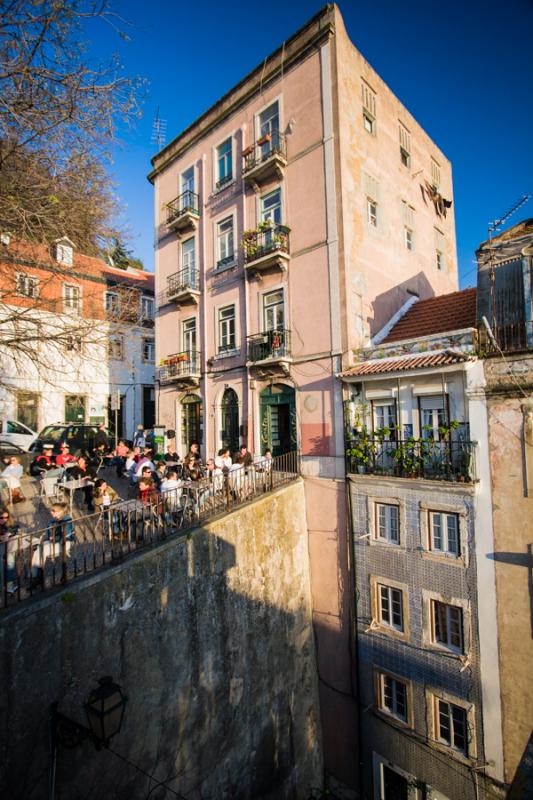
31,444,63,477
55,443,77,467
67,456,97,512
153,461,167,488
215,448,232,474
93,478,120,509
160,469,182,494
234,445,253,469
204,458,224,491
164,445,180,463
132,449,156,482
1,455,25,502
44,502,74,544
125,446,141,474
185,441,203,467
136,476,158,506
0,506,20,593
182,455,203,481
110,440,129,477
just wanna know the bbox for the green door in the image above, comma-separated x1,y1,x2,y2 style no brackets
259,384,297,456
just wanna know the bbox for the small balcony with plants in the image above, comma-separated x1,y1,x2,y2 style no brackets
242,130,287,187
246,329,291,376
166,267,200,306
158,351,201,387
165,190,200,235
345,421,477,483
242,222,290,274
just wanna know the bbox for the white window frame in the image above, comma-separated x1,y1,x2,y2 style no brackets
404,227,413,251
215,136,233,190
142,338,155,362
108,335,124,360
367,198,378,228
431,157,441,188
104,291,120,315
434,697,469,757
215,214,235,270
372,753,419,800
399,122,411,167
376,671,410,725
217,304,236,353
375,503,400,545
181,236,196,279
182,316,197,354
180,165,195,196
63,283,81,313
56,242,73,266
254,95,282,142
141,295,155,321
429,511,460,557
431,600,464,653
15,272,39,299
378,584,404,632
262,287,285,332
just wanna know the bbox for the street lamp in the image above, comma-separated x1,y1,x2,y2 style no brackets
53,676,128,751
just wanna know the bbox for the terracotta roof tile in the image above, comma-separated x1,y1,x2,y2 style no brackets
382,288,477,343
340,350,473,378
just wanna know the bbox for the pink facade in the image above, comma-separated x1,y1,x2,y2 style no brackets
150,5,458,792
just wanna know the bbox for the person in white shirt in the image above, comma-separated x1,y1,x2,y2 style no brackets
160,470,183,520
1,456,24,491
214,447,232,473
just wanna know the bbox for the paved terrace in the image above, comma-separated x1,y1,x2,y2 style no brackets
1,452,300,609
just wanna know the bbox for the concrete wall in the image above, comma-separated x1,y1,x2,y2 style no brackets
0,481,322,800
484,355,533,785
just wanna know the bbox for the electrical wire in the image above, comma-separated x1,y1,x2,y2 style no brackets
105,744,189,800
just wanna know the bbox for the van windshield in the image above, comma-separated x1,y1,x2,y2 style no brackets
38,426,66,442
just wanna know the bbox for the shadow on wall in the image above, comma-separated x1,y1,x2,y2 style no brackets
488,545,533,638
0,525,322,800
367,272,435,339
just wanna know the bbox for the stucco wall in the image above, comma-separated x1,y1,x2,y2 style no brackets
0,480,322,800
484,356,533,785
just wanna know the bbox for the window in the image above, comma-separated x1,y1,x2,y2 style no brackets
216,138,233,188
260,188,282,225
399,123,411,167
373,402,395,434
435,699,468,756
263,289,284,331
258,101,280,156
182,317,197,354
108,336,123,360
56,242,73,265
65,335,82,353
378,673,408,723
378,584,404,631
216,216,234,268
105,291,120,316
218,305,236,352
432,601,464,652
402,202,415,250
382,765,409,800
141,296,154,321
143,338,155,362
431,157,441,188
181,166,195,195
181,237,196,281
361,81,376,134
376,504,400,545
367,198,378,227
63,284,81,312
15,273,39,298
429,512,460,556
420,396,446,440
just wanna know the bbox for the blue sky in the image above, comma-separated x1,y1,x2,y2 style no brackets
92,0,532,286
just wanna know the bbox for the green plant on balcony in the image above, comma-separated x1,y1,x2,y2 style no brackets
241,230,259,258
346,426,375,473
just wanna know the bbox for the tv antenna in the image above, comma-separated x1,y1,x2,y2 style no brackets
487,193,530,330
151,106,167,149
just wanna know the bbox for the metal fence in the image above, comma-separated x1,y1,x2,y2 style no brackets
247,329,291,362
158,351,202,383
166,190,200,225
167,267,200,299
0,451,301,609
242,224,290,265
242,129,286,173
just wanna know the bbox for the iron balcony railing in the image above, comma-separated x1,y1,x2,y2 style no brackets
159,350,201,382
0,451,301,609
242,130,286,173
242,224,290,265
166,190,200,225
247,329,291,362
478,320,532,354
345,436,478,483
216,173,233,190
167,267,200,299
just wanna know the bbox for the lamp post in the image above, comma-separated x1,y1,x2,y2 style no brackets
49,676,128,799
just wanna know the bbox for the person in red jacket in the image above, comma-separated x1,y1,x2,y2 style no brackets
55,443,77,467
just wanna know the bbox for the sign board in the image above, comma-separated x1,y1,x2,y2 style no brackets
152,425,165,455
110,390,121,412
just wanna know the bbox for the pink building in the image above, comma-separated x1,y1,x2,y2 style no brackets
149,4,458,792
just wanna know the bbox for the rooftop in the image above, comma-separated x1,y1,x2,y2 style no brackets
381,288,477,344
340,349,473,378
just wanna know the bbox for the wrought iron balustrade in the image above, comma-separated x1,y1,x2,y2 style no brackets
242,130,286,173
167,267,200,299
242,224,290,265
166,190,200,225
247,329,291,362
159,350,201,382
345,436,477,483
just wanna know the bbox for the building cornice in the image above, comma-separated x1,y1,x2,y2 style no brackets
147,4,336,183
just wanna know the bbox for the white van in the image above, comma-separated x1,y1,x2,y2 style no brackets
0,419,37,449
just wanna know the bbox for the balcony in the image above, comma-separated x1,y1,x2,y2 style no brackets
247,329,291,376
345,434,478,483
242,223,290,274
158,351,201,387
166,190,200,235
242,130,287,187
167,268,200,306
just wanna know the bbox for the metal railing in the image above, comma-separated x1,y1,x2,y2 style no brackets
242,224,290,265
0,452,301,609
158,350,201,382
247,329,291,362
345,437,477,483
478,320,531,354
242,130,286,173
167,268,200,299
166,190,200,225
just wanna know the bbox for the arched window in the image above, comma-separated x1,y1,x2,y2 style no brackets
221,389,239,455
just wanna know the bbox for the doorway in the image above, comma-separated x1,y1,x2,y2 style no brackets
181,394,203,451
65,394,86,423
221,388,239,455
259,384,296,456
143,386,155,429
